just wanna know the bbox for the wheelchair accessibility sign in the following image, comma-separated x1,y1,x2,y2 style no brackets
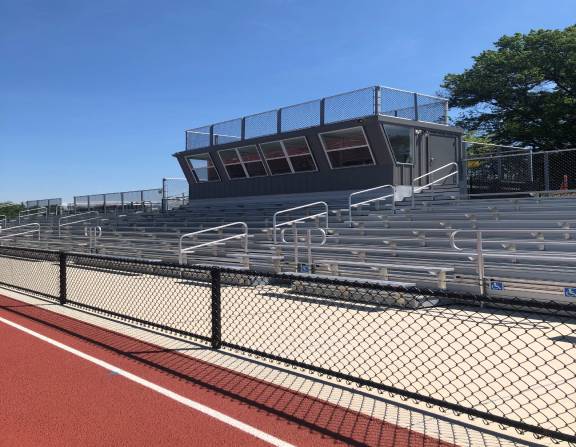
490,281,504,291
564,287,576,298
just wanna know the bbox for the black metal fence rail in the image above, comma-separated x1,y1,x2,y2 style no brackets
1,245,575,444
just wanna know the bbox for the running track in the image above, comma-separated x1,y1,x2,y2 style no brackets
0,294,456,446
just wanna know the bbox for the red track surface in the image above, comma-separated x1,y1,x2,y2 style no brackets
0,294,457,447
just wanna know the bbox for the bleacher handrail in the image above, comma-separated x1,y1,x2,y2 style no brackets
349,184,395,226
58,211,99,238
280,227,327,272
273,201,329,244
411,162,459,208
18,207,47,223
0,223,40,241
179,222,248,264
84,225,102,251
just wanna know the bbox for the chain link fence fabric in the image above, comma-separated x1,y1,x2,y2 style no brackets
0,246,60,299
467,148,576,197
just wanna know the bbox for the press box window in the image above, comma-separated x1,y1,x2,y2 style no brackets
383,124,414,164
186,153,220,183
259,137,317,175
319,127,375,169
219,146,268,180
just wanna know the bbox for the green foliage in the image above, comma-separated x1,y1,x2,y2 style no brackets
0,202,24,219
442,25,576,150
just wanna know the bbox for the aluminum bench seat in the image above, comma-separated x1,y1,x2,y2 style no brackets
313,259,453,289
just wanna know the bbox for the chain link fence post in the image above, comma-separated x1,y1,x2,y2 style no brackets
544,152,551,192
210,267,222,349
59,251,67,305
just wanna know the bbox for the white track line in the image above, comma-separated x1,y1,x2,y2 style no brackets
0,315,294,447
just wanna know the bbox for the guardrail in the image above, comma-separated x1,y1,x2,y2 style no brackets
273,202,329,244
74,189,162,213
18,207,47,224
58,212,100,238
185,85,449,150
449,228,576,294
349,184,395,227
24,198,62,209
179,222,248,264
412,162,459,208
0,223,41,241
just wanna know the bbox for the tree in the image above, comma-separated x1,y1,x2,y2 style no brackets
0,202,24,219
442,25,576,151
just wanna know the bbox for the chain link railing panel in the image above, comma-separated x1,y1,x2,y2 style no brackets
0,247,60,299
185,125,211,150
380,88,416,120
280,99,321,132
74,189,162,212
212,119,242,146
65,254,213,342
324,87,376,124
244,110,277,139
25,198,62,209
416,94,448,124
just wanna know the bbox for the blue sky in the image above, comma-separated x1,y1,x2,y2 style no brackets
1,0,574,203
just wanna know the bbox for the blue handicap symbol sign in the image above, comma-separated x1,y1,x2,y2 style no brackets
564,287,576,298
490,281,504,291
298,263,310,274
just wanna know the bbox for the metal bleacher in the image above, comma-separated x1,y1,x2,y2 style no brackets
3,172,576,302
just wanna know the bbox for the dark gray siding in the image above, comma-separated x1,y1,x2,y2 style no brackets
174,115,463,200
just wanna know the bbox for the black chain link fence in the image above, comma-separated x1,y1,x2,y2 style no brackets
1,247,575,444
467,148,576,197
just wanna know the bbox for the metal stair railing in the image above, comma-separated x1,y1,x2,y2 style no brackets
450,228,576,295
0,223,41,241
179,222,248,264
18,207,47,224
280,227,327,272
58,211,100,237
273,201,328,244
84,226,102,252
348,184,395,227
411,162,459,208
